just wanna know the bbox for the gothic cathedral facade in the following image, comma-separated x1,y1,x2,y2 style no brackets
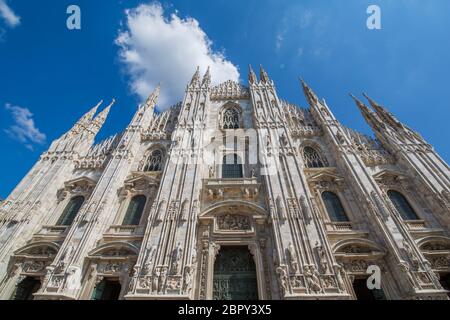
0,66,449,300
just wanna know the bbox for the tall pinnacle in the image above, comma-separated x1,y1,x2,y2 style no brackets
89,99,115,134
80,100,103,124
190,66,201,85
144,84,160,109
202,66,211,86
349,93,382,130
363,93,402,129
248,65,257,84
259,64,269,83
300,78,319,105
69,100,103,135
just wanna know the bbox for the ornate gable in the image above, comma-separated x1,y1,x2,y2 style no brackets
306,169,345,191
210,80,250,100
373,170,408,189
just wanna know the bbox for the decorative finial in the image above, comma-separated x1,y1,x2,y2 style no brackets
190,66,200,85
202,66,211,86
248,65,257,84
300,78,318,105
259,64,269,83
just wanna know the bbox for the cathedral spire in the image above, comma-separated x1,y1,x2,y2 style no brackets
248,65,257,84
89,99,115,134
300,78,319,106
259,64,269,83
190,66,201,86
69,100,103,135
350,93,383,131
202,66,211,87
143,84,160,110
363,93,403,130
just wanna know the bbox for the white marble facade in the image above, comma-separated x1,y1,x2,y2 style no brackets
0,66,449,300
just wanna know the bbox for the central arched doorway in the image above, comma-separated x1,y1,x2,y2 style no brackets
213,246,258,300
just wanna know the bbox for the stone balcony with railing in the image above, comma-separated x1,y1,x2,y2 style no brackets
404,219,445,236
324,221,370,242
405,220,427,231
32,225,70,242
102,224,146,241
325,221,353,232
202,177,260,205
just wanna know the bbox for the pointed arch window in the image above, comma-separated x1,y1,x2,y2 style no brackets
322,191,349,222
57,195,85,226
303,146,328,168
122,195,147,225
223,108,240,129
222,154,243,178
143,150,163,172
387,190,419,220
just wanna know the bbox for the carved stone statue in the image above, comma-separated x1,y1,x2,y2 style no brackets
171,242,183,274
304,265,322,294
315,241,328,273
399,262,419,291
402,239,420,270
143,245,157,274
286,243,298,274
183,265,193,294
333,264,346,292
276,266,289,295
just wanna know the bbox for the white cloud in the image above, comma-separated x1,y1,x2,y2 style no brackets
0,0,21,28
115,2,240,110
4,103,46,150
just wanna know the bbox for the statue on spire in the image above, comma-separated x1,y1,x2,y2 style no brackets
144,84,160,110
300,79,319,105
190,66,201,86
363,93,403,129
69,100,103,135
202,66,211,87
259,64,269,83
248,65,257,84
349,93,384,131
89,99,116,134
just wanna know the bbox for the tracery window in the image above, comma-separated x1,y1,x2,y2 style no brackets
222,108,240,129
387,190,419,220
57,195,85,226
322,191,349,222
303,146,328,168
222,154,243,178
143,150,163,172
122,195,147,225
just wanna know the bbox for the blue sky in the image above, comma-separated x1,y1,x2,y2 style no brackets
0,0,449,198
